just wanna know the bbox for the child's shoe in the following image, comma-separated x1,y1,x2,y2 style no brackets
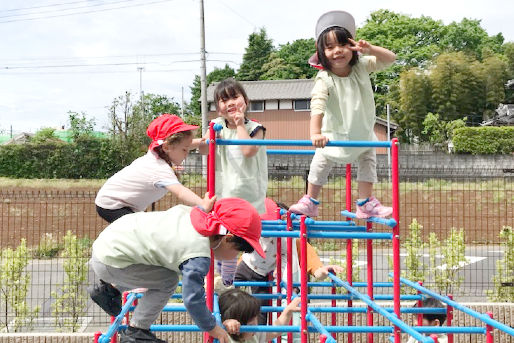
355,196,393,219
88,279,122,317
119,326,166,343
289,195,319,217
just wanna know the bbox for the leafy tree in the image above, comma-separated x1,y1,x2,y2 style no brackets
31,127,59,143
51,231,89,332
429,52,481,121
401,219,427,294
189,64,236,117
478,54,507,119
68,111,95,140
487,226,514,302
261,39,317,80
422,113,466,146
237,28,274,81
398,68,432,141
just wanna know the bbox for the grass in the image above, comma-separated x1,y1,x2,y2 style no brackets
0,177,105,189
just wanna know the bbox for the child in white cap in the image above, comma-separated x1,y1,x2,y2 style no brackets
290,10,396,219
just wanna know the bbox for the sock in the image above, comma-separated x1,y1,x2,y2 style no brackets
357,198,369,206
309,197,320,205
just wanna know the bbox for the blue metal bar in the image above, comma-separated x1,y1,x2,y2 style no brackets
99,292,141,343
262,218,356,226
210,138,392,148
341,210,397,228
261,230,300,238
308,232,393,240
397,275,514,337
260,306,446,314
306,310,337,343
262,224,365,231
328,273,434,343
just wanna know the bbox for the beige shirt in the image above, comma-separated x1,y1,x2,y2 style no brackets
406,334,448,343
311,55,393,163
92,205,211,271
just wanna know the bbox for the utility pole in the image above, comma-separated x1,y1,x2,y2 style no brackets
181,86,185,118
199,0,208,135
138,67,145,115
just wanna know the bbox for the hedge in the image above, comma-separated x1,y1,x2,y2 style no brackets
453,126,514,154
0,137,142,179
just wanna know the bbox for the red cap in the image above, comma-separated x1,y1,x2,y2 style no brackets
260,198,280,221
190,198,265,258
147,114,199,150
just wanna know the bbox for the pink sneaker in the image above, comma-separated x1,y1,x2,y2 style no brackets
289,195,319,217
356,196,393,219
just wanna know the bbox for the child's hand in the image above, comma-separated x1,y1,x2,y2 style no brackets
311,133,329,148
313,265,344,280
232,105,246,127
201,193,216,212
222,319,241,334
208,325,230,343
284,297,301,314
348,38,372,54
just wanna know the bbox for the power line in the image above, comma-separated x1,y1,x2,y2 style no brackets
0,0,103,13
0,0,174,24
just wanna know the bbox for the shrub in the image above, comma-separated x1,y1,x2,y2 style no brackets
487,226,514,302
452,126,514,154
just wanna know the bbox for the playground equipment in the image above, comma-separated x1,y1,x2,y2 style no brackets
94,123,514,343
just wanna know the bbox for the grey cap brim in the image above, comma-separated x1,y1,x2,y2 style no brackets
315,10,355,40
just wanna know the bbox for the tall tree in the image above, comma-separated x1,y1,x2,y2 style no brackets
260,39,317,80
237,28,274,81
189,64,236,117
478,54,507,119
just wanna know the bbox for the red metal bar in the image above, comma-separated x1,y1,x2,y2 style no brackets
276,204,282,343
429,334,439,343
300,216,308,343
331,285,336,340
486,312,493,343
391,138,401,343
320,334,328,343
123,292,130,325
205,122,216,343
367,222,374,343
417,282,423,327
345,163,353,343
94,332,102,343
447,294,453,343
287,211,293,343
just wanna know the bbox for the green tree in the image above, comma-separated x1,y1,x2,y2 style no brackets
401,219,427,294
51,231,89,332
260,39,317,80
422,113,466,146
31,127,59,143
237,28,274,81
68,111,95,140
189,64,236,117
478,54,507,119
398,68,432,141
487,226,514,302
0,239,40,332
429,52,481,121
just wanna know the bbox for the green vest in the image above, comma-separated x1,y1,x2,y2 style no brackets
92,205,211,272
212,117,268,214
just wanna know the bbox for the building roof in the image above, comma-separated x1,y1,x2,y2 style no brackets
207,79,314,102
481,103,514,126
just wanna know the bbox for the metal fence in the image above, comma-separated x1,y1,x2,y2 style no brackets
0,151,512,333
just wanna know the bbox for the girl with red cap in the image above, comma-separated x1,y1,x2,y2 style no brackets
88,197,265,343
198,79,268,290
95,114,214,223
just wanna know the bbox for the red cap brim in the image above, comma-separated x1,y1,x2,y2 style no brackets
308,53,324,70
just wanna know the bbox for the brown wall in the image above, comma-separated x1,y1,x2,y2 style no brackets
209,109,389,154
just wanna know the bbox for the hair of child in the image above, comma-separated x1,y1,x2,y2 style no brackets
316,26,359,71
213,78,249,111
421,297,447,325
212,234,255,254
153,130,193,167
219,288,261,341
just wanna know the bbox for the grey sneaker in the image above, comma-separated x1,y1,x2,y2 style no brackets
120,326,166,343
88,280,122,317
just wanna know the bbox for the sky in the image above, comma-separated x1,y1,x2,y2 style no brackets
1,0,513,134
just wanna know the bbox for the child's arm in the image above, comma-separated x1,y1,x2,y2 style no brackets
166,184,216,211
265,297,301,341
310,114,329,148
180,257,230,342
309,78,329,148
349,38,396,65
233,109,264,157
190,137,207,150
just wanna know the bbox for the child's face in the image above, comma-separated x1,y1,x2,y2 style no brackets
323,30,353,73
217,93,247,122
239,316,258,341
163,135,193,165
212,236,240,260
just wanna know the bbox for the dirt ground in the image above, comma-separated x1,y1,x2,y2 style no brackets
0,183,512,247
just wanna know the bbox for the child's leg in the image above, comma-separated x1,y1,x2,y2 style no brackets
355,149,392,218
290,151,334,216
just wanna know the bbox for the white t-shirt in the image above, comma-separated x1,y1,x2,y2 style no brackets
228,332,267,343
95,150,179,212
